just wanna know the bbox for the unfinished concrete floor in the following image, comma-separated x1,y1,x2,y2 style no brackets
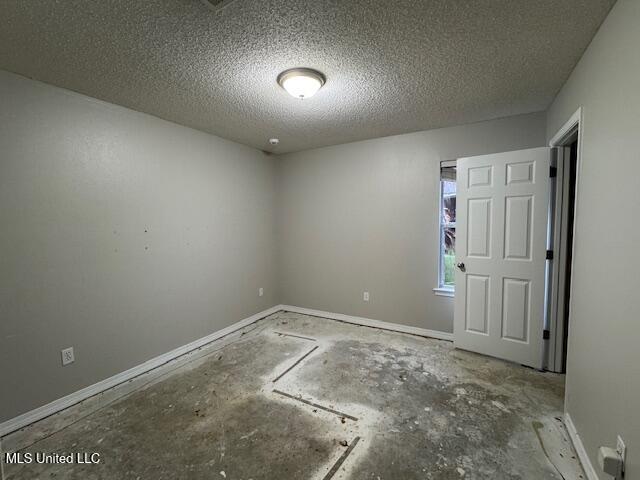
1,311,585,480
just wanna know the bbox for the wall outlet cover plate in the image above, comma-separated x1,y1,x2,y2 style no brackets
61,347,75,366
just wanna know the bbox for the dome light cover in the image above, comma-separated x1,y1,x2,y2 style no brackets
277,68,325,99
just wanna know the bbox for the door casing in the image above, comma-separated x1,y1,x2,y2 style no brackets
546,107,583,373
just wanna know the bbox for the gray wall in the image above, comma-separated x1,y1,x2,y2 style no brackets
277,112,546,333
0,70,279,422
546,0,639,477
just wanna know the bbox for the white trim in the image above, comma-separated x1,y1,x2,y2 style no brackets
433,287,455,298
280,305,454,342
565,412,600,480
550,107,582,147
547,107,585,374
0,305,282,437
0,436,5,480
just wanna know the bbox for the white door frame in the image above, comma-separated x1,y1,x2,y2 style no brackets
547,107,583,373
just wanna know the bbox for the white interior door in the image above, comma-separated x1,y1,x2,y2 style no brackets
454,147,551,369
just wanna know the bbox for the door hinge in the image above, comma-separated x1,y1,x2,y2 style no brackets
546,250,554,260
543,329,550,340
550,166,557,178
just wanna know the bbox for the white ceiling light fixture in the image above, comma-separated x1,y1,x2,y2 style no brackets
277,68,325,99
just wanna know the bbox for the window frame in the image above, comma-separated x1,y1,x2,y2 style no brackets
434,161,456,297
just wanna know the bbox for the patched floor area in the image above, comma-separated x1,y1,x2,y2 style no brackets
1,311,585,479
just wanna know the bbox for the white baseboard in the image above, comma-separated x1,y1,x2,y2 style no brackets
0,305,282,437
280,305,454,342
565,412,600,480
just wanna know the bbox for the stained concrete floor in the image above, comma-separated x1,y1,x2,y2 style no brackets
1,311,585,480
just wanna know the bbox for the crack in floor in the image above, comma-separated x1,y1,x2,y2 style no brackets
273,331,318,342
322,437,361,480
272,345,320,382
272,390,359,421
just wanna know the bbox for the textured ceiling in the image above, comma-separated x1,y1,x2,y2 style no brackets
0,0,615,153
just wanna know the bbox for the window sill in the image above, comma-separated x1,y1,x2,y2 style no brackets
433,287,455,298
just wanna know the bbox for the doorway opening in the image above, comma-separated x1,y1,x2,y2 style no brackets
546,110,581,373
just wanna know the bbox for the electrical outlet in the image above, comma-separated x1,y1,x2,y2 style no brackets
363,291,370,302
258,287,264,297
617,435,626,474
61,347,75,366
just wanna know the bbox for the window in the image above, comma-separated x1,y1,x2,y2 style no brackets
436,162,456,295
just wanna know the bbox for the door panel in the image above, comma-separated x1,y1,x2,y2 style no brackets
466,275,490,334
506,161,535,184
468,165,493,187
504,195,533,260
467,198,492,258
501,277,530,342
454,147,551,369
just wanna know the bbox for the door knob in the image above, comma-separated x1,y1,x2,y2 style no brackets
457,262,466,272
